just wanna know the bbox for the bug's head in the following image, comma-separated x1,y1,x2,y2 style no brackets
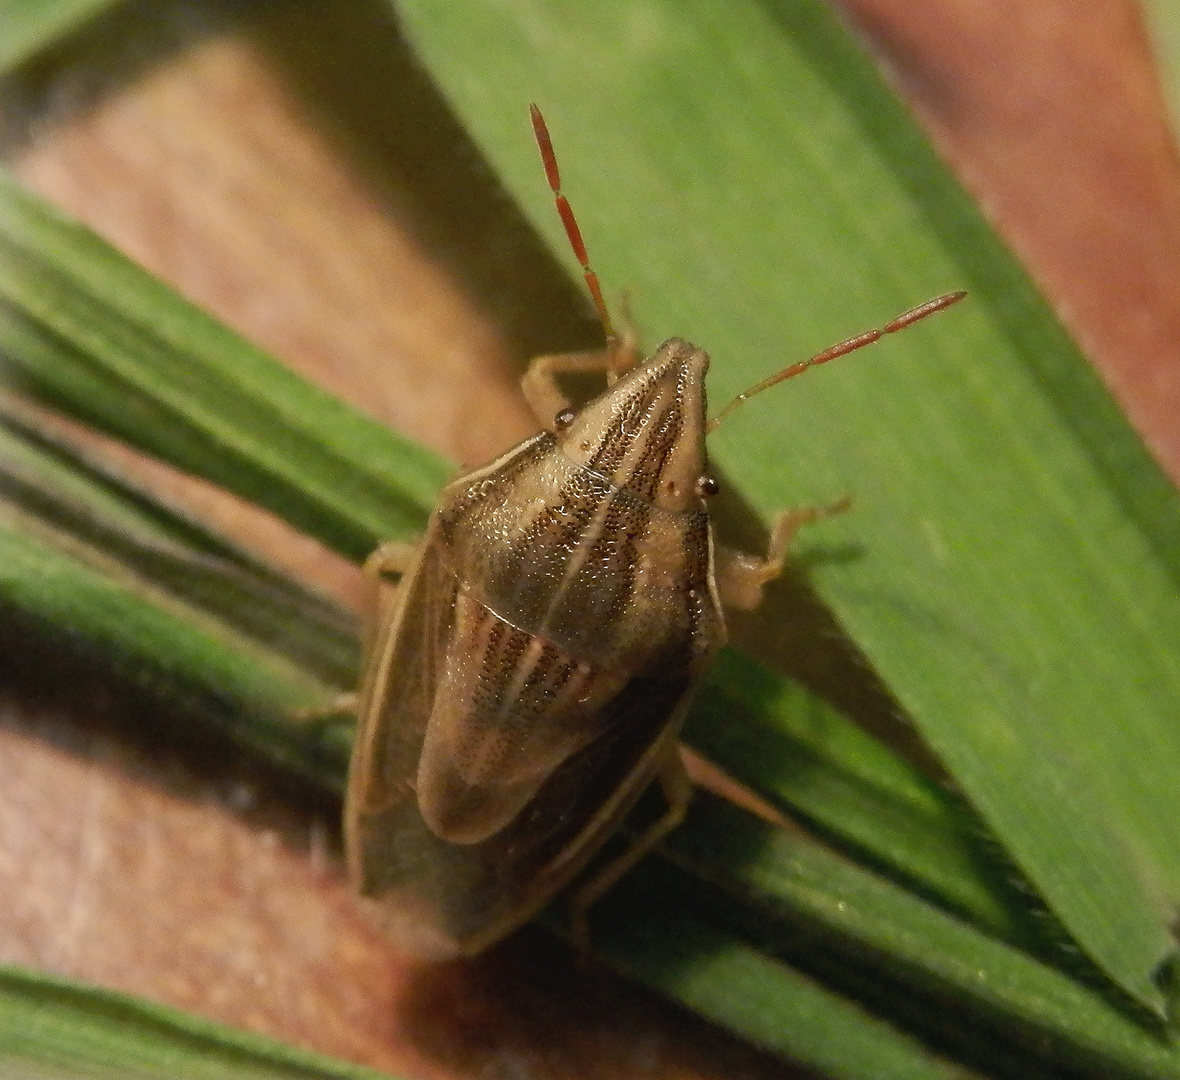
555,338,712,512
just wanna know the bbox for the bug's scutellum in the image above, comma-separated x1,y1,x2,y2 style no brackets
343,104,965,959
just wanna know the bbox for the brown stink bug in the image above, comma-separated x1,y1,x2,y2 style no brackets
343,104,965,959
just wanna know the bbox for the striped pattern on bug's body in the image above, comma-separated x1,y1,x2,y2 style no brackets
346,338,727,957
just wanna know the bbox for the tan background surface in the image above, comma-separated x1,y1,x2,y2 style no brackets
2,1,1179,1077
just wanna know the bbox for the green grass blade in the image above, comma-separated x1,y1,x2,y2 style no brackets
0,0,124,74
0,963,404,1079
589,903,979,1080
393,0,1180,1009
660,795,1180,1080
0,521,351,793
0,407,359,686
686,649,1026,940
0,167,451,562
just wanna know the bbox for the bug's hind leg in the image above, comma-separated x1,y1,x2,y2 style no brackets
569,748,693,960
715,498,851,612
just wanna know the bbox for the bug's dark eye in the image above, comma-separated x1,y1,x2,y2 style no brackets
695,475,720,498
553,408,576,432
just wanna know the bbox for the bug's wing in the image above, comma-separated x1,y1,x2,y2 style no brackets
346,427,726,958
414,587,629,846
345,538,696,958
345,537,469,954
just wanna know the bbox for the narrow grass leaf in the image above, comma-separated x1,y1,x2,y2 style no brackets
0,963,405,1079
0,520,352,792
1141,0,1180,141
0,167,451,562
661,794,1180,1080
590,900,977,1080
0,406,359,686
687,649,1026,940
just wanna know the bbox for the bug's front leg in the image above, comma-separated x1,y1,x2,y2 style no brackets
715,498,851,612
568,748,693,959
521,314,641,424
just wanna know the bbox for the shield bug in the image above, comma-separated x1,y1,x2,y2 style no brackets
344,104,965,959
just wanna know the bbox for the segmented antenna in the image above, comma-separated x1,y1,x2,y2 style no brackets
708,291,967,431
529,104,616,345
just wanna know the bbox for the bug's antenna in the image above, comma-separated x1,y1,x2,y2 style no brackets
530,104,616,347
707,291,967,432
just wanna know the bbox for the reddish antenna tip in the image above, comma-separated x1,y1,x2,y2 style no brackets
529,104,615,343
882,290,966,333
529,103,561,193
707,291,967,431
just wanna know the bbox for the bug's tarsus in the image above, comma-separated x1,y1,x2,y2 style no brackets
530,104,619,357
707,290,967,431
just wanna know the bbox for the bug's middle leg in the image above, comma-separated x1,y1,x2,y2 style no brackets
358,537,422,653
363,539,418,582
568,748,693,958
714,498,851,612
290,539,420,724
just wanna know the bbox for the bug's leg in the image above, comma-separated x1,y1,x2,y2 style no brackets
520,316,642,424
359,538,421,657
521,350,617,424
569,748,693,960
292,540,419,723
291,690,358,724
363,539,418,582
715,498,851,611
